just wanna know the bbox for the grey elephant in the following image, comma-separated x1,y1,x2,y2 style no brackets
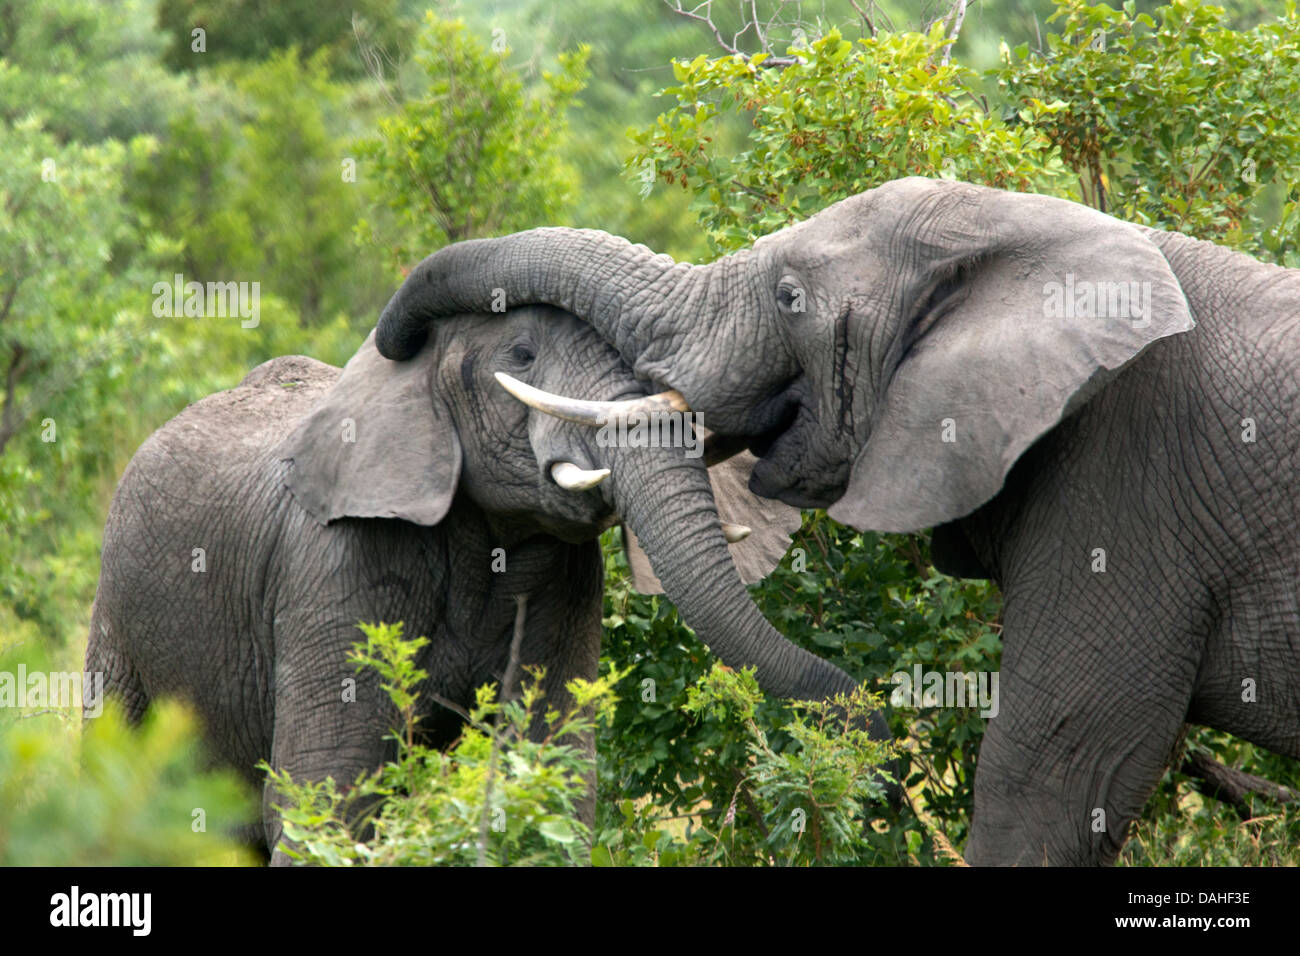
374,176,1300,865
84,304,871,863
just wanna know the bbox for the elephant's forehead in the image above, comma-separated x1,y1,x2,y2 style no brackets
758,178,988,255
442,305,585,331
434,309,615,365
754,193,878,257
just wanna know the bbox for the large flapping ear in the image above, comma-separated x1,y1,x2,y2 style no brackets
277,330,461,526
828,181,1195,533
624,447,802,594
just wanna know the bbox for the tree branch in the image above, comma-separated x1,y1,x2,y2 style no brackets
1182,751,1297,820
0,343,28,456
939,0,969,67
847,0,877,37
663,0,800,68
476,593,529,867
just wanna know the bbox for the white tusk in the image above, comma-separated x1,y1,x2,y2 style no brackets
495,372,690,427
551,461,610,491
721,522,752,543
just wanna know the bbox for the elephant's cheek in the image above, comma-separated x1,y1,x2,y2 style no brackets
748,447,835,509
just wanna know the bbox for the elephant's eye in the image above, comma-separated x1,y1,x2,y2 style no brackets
508,342,536,365
775,277,806,315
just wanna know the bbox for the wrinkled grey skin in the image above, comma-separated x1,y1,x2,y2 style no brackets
86,306,876,864
375,177,1300,865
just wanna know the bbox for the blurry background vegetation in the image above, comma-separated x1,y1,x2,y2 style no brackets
0,0,1296,864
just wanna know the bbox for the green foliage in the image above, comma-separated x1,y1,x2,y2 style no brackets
1120,800,1300,865
456,0,742,260
0,0,191,143
155,0,406,78
0,667,256,865
1,2,386,648
268,621,616,866
996,0,1300,258
230,49,381,324
124,100,247,282
1122,724,1300,865
0,117,150,636
689,668,896,864
598,518,998,863
753,518,1003,849
593,661,904,866
631,25,1069,254
1122,726,1300,862
354,12,590,270
126,50,388,325
0,120,138,449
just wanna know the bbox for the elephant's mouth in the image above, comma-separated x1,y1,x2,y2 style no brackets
744,379,850,508
743,378,804,458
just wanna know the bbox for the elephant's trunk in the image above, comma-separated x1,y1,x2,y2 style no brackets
604,441,874,714
377,229,684,363
374,231,765,428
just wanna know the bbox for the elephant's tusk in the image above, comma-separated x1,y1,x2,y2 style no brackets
721,522,752,543
495,372,691,427
551,461,611,491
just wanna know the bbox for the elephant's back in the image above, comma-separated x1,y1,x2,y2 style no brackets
91,355,344,766
105,355,340,513
176,354,342,456
238,354,340,391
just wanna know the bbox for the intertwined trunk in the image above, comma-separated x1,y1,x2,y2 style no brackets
605,441,870,709
375,231,763,430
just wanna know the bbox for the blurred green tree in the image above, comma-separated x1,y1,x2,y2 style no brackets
0,696,257,865
155,0,406,78
353,12,590,272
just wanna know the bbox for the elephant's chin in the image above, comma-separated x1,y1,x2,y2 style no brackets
754,452,842,512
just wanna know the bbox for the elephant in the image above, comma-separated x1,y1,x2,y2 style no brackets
84,304,880,864
372,176,1300,865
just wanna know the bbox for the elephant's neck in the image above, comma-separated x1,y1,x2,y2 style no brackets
1140,226,1300,338
436,498,593,599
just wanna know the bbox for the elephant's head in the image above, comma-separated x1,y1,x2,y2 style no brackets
276,306,869,710
374,178,1194,532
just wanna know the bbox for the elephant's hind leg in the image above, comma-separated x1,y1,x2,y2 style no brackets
84,608,151,726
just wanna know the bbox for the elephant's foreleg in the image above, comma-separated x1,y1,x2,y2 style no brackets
965,599,1200,866
509,548,604,846
263,617,396,866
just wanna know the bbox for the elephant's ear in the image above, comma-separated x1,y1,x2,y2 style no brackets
624,448,802,594
277,330,460,526
828,184,1195,533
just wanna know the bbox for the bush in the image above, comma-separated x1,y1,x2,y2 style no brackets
0,661,257,866
266,621,616,866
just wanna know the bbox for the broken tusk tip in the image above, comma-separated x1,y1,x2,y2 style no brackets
721,522,752,543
